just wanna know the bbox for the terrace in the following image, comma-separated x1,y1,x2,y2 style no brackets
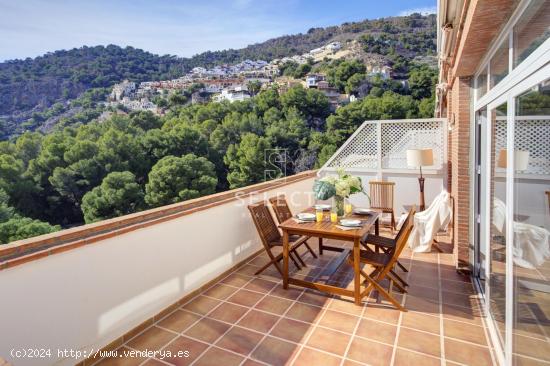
0,117,499,366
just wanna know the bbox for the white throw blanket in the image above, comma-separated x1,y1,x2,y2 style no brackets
408,190,452,252
493,198,550,269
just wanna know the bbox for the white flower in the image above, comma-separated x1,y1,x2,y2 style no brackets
335,180,350,197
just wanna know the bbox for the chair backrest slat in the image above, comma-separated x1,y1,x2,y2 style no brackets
391,207,415,261
369,181,395,212
269,195,293,224
248,202,281,246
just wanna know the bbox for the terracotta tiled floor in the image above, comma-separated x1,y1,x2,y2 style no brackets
94,233,498,366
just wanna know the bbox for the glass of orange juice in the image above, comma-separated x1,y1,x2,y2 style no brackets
315,208,323,222
344,198,353,215
330,208,338,223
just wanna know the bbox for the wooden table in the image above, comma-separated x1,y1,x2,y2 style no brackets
279,209,380,305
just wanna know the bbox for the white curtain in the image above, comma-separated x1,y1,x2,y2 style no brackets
493,198,550,269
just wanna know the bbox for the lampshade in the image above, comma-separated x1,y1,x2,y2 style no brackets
497,149,529,171
406,149,434,167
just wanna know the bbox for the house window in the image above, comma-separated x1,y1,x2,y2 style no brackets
490,37,510,89
476,66,488,100
513,0,550,68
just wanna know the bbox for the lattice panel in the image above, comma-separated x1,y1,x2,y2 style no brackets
325,123,378,169
496,117,550,175
381,121,445,169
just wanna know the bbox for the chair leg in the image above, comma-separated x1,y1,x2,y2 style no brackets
289,251,301,269
362,270,406,311
388,272,408,293
254,252,283,276
391,211,396,232
397,260,409,273
432,239,444,253
390,269,409,287
318,237,324,255
292,249,307,267
304,241,318,258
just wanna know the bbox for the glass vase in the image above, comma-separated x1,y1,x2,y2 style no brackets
333,196,345,217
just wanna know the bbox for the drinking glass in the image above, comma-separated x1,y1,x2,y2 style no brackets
316,208,323,222
344,198,353,215
330,208,338,223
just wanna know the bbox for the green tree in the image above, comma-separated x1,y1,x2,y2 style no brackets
145,154,217,207
225,133,273,188
327,59,366,92
81,171,144,223
409,65,437,99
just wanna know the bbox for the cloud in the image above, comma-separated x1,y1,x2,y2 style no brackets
399,6,437,16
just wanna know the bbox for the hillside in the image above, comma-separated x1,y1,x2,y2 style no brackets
0,13,436,138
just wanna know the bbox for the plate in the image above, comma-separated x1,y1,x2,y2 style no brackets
297,213,316,221
353,208,375,215
339,219,362,227
314,204,331,211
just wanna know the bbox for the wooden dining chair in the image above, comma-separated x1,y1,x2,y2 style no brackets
360,207,415,278
268,195,317,259
248,201,310,276
347,207,415,311
369,181,396,231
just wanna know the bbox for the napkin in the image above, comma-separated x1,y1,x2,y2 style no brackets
336,225,361,230
292,218,313,224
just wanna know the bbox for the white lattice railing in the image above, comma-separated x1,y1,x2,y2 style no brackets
320,118,447,174
496,116,550,176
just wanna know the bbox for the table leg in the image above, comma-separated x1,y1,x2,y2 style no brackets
318,237,323,255
283,230,289,289
375,217,379,236
353,238,361,305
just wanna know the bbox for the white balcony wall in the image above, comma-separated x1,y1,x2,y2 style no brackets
318,118,448,214
0,176,315,366
317,170,446,215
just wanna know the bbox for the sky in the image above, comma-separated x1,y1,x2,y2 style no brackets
0,0,436,62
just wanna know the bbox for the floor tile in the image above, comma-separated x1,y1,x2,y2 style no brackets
207,302,249,324
306,327,351,356
203,284,238,300
184,318,230,343
251,336,299,366
297,290,333,308
286,302,324,323
355,318,397,345
397,327,441,358
193,347,244,366
393,348,440,366
161,336,208,365
513,333,550,361
318,310,359,334
270,317,312,344
362,304,401,324
328,297,365,316
254,295,293,315
237,310,280,333
444,338,493,365
401,311,440,335
140,359,166,366
346,337,393,366
182,296,220,315
157,310,201,333
270,284,303,300
443,318,487,345
227,289,264,307
244,278,278,293
293,347,342,366
220,273,250,287
127,326,177,352
215,327,264,356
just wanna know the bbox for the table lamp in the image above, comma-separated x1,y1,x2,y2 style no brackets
406,148,434,211
497,149,529,171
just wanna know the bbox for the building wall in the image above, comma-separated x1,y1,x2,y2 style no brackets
447,76,472,270
0,177,315,366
